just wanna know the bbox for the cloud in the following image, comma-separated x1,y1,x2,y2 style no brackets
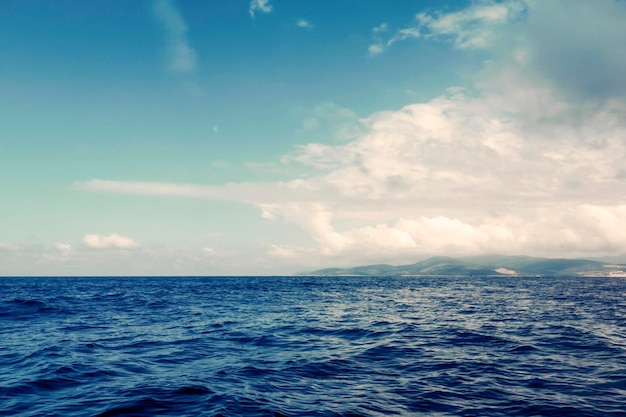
372,23,388,34
55,243,72,252
77,0,626,267
0,241,19,251
249,0,272,18
296,19,313,29
0,242,245,276
505,0,626,101
368,23,389,56
75,178,290,202
268,244,297,258
368,44,384,56
372,0,626,100
76,179,218,198
415,0,523,49
370,23,422,56
83,233,140,250
152,0,197,73
296,102,365,143
76,82,626,262
371,0,524,55
255,85,626,260
386,27,421,47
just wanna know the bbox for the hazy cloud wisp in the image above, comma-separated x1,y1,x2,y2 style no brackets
296,19,313,29
370,0,524,55
249,0,273,18
152,0,197,73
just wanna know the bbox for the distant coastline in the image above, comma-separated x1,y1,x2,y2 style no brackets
301,255,626,277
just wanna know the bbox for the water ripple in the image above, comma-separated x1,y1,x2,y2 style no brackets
1,276,625,416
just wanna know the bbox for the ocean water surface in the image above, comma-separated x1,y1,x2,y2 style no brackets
1,276,625,416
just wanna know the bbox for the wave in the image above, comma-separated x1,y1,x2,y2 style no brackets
1,276,625,416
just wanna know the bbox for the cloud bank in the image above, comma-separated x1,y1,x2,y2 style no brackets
79,0,626,268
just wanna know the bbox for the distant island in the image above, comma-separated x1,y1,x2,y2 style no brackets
301,255,626,277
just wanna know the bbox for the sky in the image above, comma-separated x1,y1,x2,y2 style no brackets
2,0,626,275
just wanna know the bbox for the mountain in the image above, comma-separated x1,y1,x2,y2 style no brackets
302,255,626,277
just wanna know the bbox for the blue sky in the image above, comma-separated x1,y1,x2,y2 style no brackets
2,0,626,275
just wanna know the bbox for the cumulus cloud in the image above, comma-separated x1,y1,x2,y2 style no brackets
249,0,272,18
83,233,140,250
152,0,197,73
76,89,626,261
78,0,626,267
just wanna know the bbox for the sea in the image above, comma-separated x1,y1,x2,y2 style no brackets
1,275,625,417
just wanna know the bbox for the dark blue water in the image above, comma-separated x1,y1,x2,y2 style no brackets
1,276,625,416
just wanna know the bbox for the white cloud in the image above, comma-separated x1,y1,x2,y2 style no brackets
249,0,272,18
83,233,140,250
416,0,522,49
76,82,626,262
55,243,72,252
369,23,391,55
368,43,384,56
0,241,19,251
268,244,297,258
152,0,197,73
75,178,297,203
373,23,388,34
296,19,313,29
77,0,626,269
371,0,524,55
0,240,260,275
387,27,421,47
371,24,423,55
